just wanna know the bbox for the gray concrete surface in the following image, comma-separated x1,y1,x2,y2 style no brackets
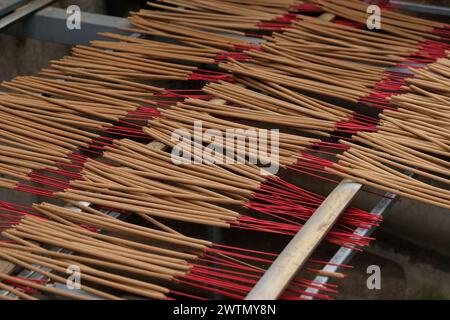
0,0,106,81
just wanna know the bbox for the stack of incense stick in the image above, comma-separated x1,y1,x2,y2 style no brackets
50,138,377,247
0,84,380,246
0,77,161,132
315,0,450,41
69,31,378,129
0,201,349,300
127,0,449,108
0,0,448,300
147,107,318,165
267,14,420,63
131,0,299,34
327,56,450,209
122,0,330,56
204,78,377,131
3,92,372,298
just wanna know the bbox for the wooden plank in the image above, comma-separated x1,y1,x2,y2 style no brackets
318,12,336,22
0,261,14,274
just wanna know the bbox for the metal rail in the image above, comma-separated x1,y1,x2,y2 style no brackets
0,0,29,17
0,0,55,30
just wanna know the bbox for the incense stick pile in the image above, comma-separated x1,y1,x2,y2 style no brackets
126,0,449,108
220,15,449,105
1,75,160,126
315,0,449,41
0,203,200,300
0,201,347,300
126,0,302,45
0,202,203,300
268,15,419,65
148,108,316,164
49,138,377,247
0,0,448,300
328,57,450,209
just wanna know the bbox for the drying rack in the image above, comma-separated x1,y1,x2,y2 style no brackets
0,0,448,300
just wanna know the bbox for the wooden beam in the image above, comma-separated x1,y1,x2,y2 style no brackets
0,261,14,274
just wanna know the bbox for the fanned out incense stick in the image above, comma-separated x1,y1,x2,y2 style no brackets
0,203,203,300
132,0,295,34
126,0,448,107
1,0,448,300
314,0,448,41
149,0,301,17
328,56,450,209
146,106,314,167
0,201,345,300
51,138,378,248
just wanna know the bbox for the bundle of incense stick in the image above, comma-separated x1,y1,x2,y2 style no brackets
0,87,133,192
146,106,317,167
52,138,378,247
1,77,161,125
131,0,298,34
203,80,363,128
5,75,160,109
265,16,427,68
208,76,377,129
220,58,370,103
326,57,450,209
2,0,445,300
147,0,303,17
315,0,450,41
125,1,449,109
0,202,204,300
405,58,450,97
87,26,390,109
0,66,170,143
0,144,72,190
220,13,449,104
148,84,375,148
125,15,255,52
91,33,219,65
0,92,115,131
0,201,346,300
165,98,338,136
129,0,450,61
0,99,109,189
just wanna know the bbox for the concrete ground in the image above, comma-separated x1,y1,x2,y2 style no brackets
337,230,450,300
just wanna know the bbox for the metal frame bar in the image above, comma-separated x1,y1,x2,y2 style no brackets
0,0,30,17
0,0,55,30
